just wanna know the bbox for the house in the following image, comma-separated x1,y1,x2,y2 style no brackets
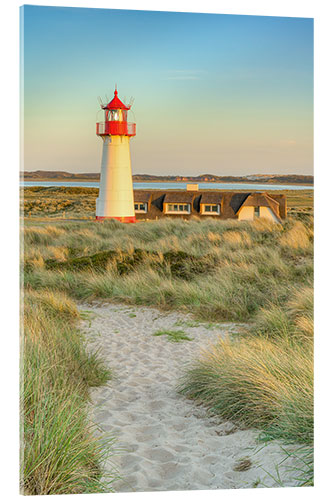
133,190,287,222
234,193,283,223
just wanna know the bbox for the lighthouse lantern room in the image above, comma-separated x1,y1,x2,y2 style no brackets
96,87,136,222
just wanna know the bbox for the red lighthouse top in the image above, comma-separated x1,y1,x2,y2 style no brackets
96,86,136,137
102,88,131,111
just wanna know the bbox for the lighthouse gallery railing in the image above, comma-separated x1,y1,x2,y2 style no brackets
96,121,136,136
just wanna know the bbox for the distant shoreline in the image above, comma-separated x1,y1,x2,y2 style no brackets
20,171,314,186
21,178,314,186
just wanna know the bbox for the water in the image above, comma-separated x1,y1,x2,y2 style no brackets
21,181,313,191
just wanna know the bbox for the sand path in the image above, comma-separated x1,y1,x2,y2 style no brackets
80,303,302,492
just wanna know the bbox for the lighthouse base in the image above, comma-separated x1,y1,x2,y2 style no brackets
95,215,137,223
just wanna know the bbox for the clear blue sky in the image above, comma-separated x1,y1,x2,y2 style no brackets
22,5,313,175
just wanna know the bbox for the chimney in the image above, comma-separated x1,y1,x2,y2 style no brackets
186,184,199,191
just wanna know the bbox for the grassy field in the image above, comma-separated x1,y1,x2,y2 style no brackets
23,216,313,321
21,186,314,220
21,187,314,491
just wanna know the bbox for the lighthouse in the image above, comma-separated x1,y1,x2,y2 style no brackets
95,87,136,222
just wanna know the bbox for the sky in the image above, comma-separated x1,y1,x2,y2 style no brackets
21,5,313,176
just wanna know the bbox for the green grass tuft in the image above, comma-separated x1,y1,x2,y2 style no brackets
153,329,193,343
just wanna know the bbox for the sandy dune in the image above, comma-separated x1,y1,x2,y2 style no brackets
80,303,303,492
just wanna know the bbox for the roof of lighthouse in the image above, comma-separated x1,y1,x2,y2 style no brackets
102,88,130,110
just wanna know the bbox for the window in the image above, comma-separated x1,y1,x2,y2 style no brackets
165,203,190,213
110,109,122,121
203,204,220,214
254,206,260,217
134,203,147,213
168,204,178,212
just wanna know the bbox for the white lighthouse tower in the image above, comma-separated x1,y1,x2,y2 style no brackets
95,87,136,222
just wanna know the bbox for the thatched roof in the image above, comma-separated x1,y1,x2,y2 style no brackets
229,193,251,214
133,191,152,203
163,192,195,203
236,193,281,221
239,193,279,208
200,192,224,204
128,189,286,220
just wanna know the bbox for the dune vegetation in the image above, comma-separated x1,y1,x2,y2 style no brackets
178,285,313,485
21,205,314,491
21,288,117,494
23,216,313,322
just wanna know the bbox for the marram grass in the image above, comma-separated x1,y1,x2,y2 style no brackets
22,216,314,489
178,286,314,485
21,290,116,495
178,336,313,443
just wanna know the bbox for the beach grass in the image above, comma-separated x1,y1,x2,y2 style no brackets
21,199,314,490
178,298,313,444
23,217,313,323
178,284,313,484
21,289,116,495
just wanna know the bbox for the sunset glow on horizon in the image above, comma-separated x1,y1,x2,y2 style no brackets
22,6,313,176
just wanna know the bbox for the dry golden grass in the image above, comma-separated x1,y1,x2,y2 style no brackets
179,335,313,445
29,289,81,323
22,289,115,494
44,225,66,237
251,217,282,233
253,286,313,342
29,255,45,270
23,217,313,324
75,229,96,238
295,316,313,339
207,231,222,244
280,221,310,249
288,286,313,319
222,230,252,248
48,246,69,261
287,286,314,340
